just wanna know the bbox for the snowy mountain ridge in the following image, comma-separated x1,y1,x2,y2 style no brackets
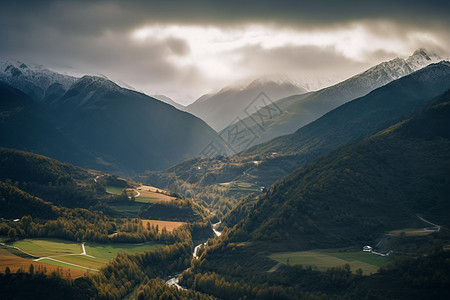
0,60,78,100
351,48,441,89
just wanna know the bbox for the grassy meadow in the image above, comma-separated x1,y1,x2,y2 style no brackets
1,238,162,274
269,250,390,275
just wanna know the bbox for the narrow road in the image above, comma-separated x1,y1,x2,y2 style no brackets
36,257,99,271
80,242,95,257
417,215,441,231
267,262,282,273
0,243,37,258
94,175,104,183
127,189,140,199
4,241,97,271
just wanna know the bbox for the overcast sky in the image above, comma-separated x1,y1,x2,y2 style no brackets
1,0,449,105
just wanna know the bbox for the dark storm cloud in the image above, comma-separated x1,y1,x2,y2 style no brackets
0,0,448,103
2,0,449,33
2,0,448,57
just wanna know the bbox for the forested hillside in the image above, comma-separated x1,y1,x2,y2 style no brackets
226,89,450,250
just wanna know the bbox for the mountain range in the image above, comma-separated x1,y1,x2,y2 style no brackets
0,60,77,101
219,48,442,152
0,62,228,175
151,94,186,110
185,74,309,131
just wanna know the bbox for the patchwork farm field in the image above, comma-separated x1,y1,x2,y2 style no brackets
13,238,81,257
106,184,177,204
0,247,86,278
105,186,125,195
1,238,162,274
131,185,177,203
269,250,391,275
84,242,161,260
388,228,436,237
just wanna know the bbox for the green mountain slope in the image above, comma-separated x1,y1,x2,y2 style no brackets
0,181,58,219
0,147,99,208
0,148,90,185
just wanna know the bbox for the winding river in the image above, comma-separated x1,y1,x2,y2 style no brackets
166,221,222,289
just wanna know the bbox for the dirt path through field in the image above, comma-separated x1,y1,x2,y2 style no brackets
267,262,282,273
37,257,99,271
5,241,99,271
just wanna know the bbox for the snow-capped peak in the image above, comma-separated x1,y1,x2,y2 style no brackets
406,48,441,70
71,75,121,92
353,48,442,85
0,59,78,100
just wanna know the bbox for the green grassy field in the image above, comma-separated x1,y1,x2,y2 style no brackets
106,186,125,195
112,205,143,213
85,242,161,260
134,197,158,203
38,258,93,272
56,255,107,269
331,251,389,267
0,244,37,259
269,251,390,275
12,238,81,257
7,238,162,273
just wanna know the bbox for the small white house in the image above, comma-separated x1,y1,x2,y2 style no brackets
363,245,373,252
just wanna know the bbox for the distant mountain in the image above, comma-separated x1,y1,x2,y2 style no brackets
152,94,186,110
220,48,442,152
245,61,450,158
0,60,77,101
0,66,228,175
186,75,309,131
44,75,227,174
226,88,450,251
0,82,97,167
